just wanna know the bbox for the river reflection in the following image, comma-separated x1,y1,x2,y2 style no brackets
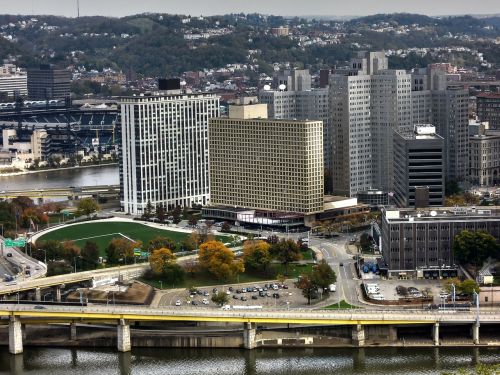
0,347,499,375
0,165,119,191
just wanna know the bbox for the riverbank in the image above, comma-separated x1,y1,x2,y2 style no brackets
0,162,117,177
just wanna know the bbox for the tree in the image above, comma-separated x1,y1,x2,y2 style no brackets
172,206,182,224
188,215,198,227
453,230,499,271
442,363,500,375
160,263,185,285
149,248,177,274
146,236,177,253
310,260,337,292
211,292,229,306
156,205,166,222
270,239,302,275
198,240,244,281
181,234,198,251
221,221,231,232
459,279,480,295
76,198,100,218
61,241,81,262
81,241,100,268
243,240,272,271
142,200,154,220
359,233,373,253
297,275,317,305
35,239,64,261
105,238,138,264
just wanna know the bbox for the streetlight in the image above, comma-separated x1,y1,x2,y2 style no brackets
451,283,456,306
159,281,163,290
74,256,81,273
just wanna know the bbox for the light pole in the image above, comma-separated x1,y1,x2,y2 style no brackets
74,256,81,273
451,283,456,306
159,281,163,290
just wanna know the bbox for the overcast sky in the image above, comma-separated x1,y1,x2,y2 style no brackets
2,0,500,18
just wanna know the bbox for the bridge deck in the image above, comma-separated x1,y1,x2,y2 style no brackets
0,305,497,325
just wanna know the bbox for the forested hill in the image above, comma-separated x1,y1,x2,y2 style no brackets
0,12,497,76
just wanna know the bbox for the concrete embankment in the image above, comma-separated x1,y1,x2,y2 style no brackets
1,324,499,349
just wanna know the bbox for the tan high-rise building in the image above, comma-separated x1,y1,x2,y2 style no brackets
209,104,324,214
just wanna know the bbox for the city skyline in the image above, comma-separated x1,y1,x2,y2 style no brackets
4,0,500,18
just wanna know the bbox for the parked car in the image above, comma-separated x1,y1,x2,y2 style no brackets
175,300,181,306
240,296,248,301
202,299,209,305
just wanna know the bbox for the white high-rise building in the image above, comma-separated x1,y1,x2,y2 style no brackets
329,51,469,197
119,91,220,214
329,52,412,196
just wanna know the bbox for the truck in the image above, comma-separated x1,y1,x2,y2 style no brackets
328,284,336,292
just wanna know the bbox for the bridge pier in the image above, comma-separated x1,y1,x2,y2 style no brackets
70,322,77,341
243,322,257,349
55,287,61,303
34,288,41,302
117,319,131,352
432,323,440,346
472,322,480,345
352,324,365,347
9,316,23,355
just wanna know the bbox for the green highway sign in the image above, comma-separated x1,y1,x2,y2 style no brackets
133,248,141,256
4,238,26,247
141,251,149,258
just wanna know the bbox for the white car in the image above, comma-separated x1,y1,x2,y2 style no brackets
226,290,231,295
175,300,181,306
202,298,209,305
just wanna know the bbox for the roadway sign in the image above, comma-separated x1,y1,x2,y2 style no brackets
133,248,141,256
4,238,25,247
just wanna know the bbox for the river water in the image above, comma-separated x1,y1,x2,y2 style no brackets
0,347,499,375
0,165,119,191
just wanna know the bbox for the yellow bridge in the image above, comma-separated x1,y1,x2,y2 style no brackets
1,304,497,353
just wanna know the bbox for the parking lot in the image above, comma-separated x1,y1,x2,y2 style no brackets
364,279,448,303
156,281,332,308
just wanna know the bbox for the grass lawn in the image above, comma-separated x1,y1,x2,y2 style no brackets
301,249,314,261
37,221,229,256
324,300,359,309
141,262,315,290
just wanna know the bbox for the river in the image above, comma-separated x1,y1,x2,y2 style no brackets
0,165,119,191
0,347,499,375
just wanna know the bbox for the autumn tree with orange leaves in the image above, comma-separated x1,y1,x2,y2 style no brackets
198,240,244,281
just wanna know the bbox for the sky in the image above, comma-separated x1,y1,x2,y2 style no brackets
2,0,500,18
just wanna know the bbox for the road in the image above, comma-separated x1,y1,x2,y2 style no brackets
0,237,47,284
0,303,497,325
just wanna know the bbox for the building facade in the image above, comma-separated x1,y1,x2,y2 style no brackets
119,92,219,214
0,64,27,99
27,65,71,100
393,125,444,208
380,207,500,278
209,104,324,214
469,127,500,186
477,92,500,130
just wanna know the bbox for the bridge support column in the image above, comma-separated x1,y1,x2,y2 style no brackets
9,316,23,355
34,288,41,302
117,319,131,352
243,323,256,350
55,287,61,303
352,324,365,347
70,323,77,341
432,323,440,346
472,322,480,345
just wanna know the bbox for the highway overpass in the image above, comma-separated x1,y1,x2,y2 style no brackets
1,304,497,353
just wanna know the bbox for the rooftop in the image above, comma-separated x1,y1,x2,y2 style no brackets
383,206,500,222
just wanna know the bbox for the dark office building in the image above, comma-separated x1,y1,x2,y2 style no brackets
393,125,444,208
27,65,71,100
379,206,500,278
477,92,500,130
